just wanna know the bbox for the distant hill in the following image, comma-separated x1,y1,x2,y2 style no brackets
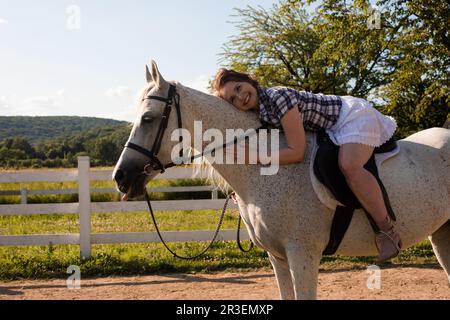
0,116,130,144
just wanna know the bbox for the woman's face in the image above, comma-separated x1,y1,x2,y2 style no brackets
219,81,258,111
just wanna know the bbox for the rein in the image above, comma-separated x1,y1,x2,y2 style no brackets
145,192,231,259
126,84,261,258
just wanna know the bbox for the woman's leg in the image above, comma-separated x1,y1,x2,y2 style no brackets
338,143,388,224
338,143,401,261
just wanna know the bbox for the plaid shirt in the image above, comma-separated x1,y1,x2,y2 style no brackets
257,86,342,131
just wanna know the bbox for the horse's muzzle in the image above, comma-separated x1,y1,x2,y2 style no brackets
113,168,126,191
113,166,154,200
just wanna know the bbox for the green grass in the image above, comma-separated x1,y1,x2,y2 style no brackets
0,237,438,280
0,176,440,280
320,240,438,270
0,206,438,280
0,204,273,280
0,209,241,235
0,242,271,280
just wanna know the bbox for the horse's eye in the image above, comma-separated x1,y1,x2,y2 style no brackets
141,112,153,123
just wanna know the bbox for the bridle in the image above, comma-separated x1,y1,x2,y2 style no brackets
123,83,257,259
124,84,181,174
125,83,269,173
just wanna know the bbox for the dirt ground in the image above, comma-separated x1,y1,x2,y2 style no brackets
1,266,449,300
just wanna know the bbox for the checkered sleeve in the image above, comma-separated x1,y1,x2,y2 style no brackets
299,92,342,131
259,86,342,131
269,89,299,122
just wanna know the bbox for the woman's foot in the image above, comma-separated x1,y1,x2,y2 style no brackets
375,216,402,262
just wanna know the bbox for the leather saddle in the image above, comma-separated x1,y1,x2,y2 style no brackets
313,130,398,255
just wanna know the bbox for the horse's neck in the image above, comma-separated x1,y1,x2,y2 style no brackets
177,84,311,198
177,85,263,191
178,84,261,132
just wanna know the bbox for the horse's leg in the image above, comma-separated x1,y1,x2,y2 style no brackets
429,220,450,283
285,245,322,300
268,253,295,300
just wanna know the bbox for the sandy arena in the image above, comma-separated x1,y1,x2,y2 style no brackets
1,266,449,300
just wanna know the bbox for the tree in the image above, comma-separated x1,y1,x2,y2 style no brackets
221,0,449,137
222,2,340,93
375,0,449,136
2,137,35,157
87,137,121,166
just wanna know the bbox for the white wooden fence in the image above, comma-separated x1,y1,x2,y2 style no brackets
0,156,246,258
0,185,220,204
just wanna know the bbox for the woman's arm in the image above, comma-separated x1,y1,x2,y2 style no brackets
277,106,306,164
237,106,305,165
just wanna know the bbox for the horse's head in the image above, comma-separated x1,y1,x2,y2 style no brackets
113,60,183,200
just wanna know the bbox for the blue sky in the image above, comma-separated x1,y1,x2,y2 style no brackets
0,0,281,122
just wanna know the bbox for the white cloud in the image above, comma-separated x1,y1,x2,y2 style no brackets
12,90,65,115
105,85,132,99
100,87,142,122
98,108,136,123
0,96,12,112
0,91,68,116
0,18,8,25
185,75,211,94
23,96,62,113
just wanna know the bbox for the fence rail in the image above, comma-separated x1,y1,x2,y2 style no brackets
0,157,245,258
1,185,220,204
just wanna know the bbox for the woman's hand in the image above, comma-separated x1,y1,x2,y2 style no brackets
230,192,239,204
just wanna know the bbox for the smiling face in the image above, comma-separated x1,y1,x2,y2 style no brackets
219,81,259,112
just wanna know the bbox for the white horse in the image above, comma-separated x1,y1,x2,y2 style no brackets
113,61,450,299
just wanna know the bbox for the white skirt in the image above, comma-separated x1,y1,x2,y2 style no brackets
326,96,397,147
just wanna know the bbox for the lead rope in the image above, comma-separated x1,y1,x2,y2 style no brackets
237,214,254,252
145,192,230,260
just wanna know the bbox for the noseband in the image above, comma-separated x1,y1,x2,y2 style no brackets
124,84,182,173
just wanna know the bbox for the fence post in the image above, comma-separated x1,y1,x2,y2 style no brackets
20,188,28,204
78,156,91,259
211,187,218,200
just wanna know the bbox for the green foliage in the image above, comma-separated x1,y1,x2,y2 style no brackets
0,116,128,144
0,118,131,168
221,0,449,138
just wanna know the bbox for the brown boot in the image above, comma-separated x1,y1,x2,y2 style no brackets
375,216,402,262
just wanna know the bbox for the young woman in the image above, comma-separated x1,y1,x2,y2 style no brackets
212,68,401,262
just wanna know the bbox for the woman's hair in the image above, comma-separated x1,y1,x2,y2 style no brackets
211,68,259,96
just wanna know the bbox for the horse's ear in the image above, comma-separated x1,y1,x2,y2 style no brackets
150,60,166,87
146,65,152,83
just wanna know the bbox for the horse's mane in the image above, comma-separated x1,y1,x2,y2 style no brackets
194,155,232,195
175,83,234,194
